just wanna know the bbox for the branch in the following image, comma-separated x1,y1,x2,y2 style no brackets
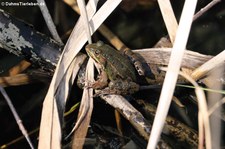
0,9,62,72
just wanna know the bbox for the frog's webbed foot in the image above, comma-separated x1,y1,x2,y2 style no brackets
93,80,140,96
109,80,140,94
92,88,124,97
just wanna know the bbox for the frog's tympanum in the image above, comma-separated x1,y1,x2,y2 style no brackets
85,41,140,95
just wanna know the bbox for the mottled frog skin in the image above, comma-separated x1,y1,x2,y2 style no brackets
85,41,139,95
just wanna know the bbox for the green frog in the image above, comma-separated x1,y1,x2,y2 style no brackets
85,41,140,95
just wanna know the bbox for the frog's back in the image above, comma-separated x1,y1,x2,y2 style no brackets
103,45,137,81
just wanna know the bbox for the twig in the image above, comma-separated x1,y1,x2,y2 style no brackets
193,0,221,21
137,100,198,148
0,71,51,87
36,0,63,45
100,94,171,148
0,127,39,148
0,74,32,87
6,60,31,76
0,86,34,149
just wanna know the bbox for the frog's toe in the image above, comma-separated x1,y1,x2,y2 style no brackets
92,92,100,97
92,89,110,97
83,80,93,88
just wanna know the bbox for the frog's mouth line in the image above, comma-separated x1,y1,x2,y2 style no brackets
85,48,101,64
86,51,97,62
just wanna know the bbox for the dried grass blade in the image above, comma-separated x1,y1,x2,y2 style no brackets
147,0,198,148
77,0,93,43
0,74,31,87
38,54,87,149
134,48,213,69
68,1,95,148
179,72,211,149
157,0,178,43
207,68,224,148
208,97,225,116
71,59,94,149
38,0,122,148
191,50,225,80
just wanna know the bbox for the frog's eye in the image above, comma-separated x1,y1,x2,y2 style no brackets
94,49,101,55
97,41,104,47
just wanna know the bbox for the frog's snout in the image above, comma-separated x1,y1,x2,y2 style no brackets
85,44,91,50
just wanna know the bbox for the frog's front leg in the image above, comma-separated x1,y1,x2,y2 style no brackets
90,70,108,89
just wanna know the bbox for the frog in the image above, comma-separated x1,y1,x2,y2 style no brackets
85,41,140,95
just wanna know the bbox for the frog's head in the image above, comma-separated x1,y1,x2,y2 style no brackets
85,41,106,64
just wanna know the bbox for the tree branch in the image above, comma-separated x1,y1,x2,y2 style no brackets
0,9,62,72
